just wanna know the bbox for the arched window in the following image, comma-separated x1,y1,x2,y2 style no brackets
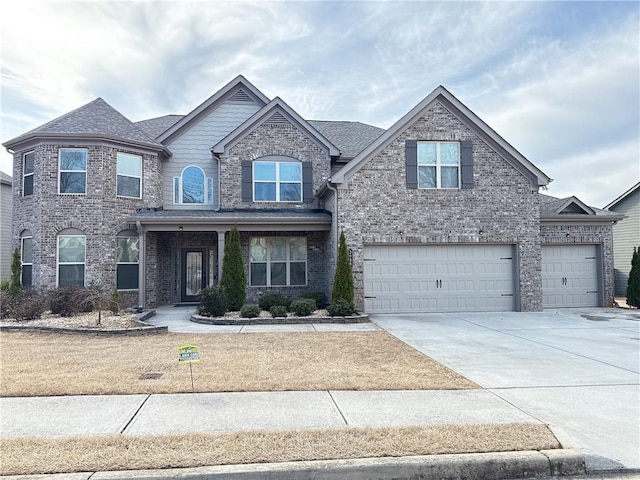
116,230,139,290
20,230,33,287
57,228,85,286
174,166,213,205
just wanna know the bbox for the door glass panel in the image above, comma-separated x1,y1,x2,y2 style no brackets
185,251,203,297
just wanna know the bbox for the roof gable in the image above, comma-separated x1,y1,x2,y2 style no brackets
212,97,340,157
331,85,551,189
3,98,168,154
157,75,270,144
539,194,622,224
605,181,640,210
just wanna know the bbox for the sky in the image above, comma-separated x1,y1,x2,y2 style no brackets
1,0,638,208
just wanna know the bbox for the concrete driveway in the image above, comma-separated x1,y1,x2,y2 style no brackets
370,308,640,470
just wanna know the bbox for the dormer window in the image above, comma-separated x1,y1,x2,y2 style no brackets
174,166,213,205
253,160,302,202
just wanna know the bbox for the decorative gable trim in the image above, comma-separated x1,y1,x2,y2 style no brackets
212,97,340,157
157,75,270,144
331,86,551,190
554,196,595,215
605,181,640,210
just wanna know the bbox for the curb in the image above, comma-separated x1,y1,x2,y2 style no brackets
191,313,371,325
1,449,586,480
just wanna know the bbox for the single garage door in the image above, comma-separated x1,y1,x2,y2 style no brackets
542,245,599,308
363,244,515,313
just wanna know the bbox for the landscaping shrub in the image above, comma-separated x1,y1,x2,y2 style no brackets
49,286,92,317
240,304,261,318
270,305,287,318
331,232,354,305
198,286,229,317
110,289,122,315
220,226,246,311
8,248,22,298
299,291,328,308
0,290,12,319
259,293,291,311
627,246,640,308
10,288,46,321
290,298,316,317
327,300,356,317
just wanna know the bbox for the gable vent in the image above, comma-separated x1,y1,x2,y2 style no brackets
265,111,290,125
228,89,253,102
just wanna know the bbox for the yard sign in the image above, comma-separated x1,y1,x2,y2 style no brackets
178,344,200,390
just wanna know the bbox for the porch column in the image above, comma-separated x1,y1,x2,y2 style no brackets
138,229,146,309
217,230,226,283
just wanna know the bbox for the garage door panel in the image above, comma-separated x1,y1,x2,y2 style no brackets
542,245,599,308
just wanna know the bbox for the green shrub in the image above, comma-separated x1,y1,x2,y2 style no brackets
9,248,22,298
198,286,229,317
259,293,291,311
627,246,640,308
290,298,316,317
270,305,287,318
110,289,122,315
331,232,354,305
11,288,46,321
0,290,12,319
240,304,261,318
49,286,92,317
0,280,10,292
220,226,246,311
299,291,328,309
327,300,355,317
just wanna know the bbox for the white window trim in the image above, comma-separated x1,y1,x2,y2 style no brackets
21,235,33,286
22,151,34,197
56,234,86,287
116,235,139,291
116,152,142,199
253,161,302,202
173,166,213,205
249,237,307,287
417,141,461,190
58,148,88,195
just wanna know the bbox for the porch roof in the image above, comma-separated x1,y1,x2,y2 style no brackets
128,208,332,232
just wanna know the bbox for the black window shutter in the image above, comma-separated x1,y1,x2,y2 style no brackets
241,161,252,202
460,140,474,189
302,162,313,203
405,140,418,189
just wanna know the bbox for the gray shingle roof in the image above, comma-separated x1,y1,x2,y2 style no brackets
539,194,616,216
0,171,12,185
134,115,184,139
131,208,331,221
308,120,384,158
4,98,165,149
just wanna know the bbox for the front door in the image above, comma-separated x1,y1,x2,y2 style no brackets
181,248,208,303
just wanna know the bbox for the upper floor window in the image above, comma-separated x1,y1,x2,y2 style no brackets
116,232,139,290
59,148,87,194
20,230,33,287
116,153,142,198
417,142,460,189
249,237,307,287
253,161,302,202
23,152,34,196
57,230,86,286
174,166,213,205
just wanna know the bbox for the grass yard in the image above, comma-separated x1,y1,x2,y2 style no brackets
0,424,560,476
0,331,477,396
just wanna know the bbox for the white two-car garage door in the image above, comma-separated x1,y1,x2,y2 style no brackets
541,245,600,308
363,244,516,313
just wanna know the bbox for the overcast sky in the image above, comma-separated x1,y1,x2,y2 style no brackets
1,0,638,207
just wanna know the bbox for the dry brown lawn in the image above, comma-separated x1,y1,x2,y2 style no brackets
0,331,477,396
0,424,560,476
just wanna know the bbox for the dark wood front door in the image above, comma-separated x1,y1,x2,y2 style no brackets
181,248,207,303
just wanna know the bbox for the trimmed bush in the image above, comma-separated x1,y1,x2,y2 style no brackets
110,289,122,315
290,298,316,317
0,290,10,319
220,226,246,311
327,300,355,317
49,286,92,317
11,288,46,321
331,232,354,305
198,286,229,317
270,305,287,318
299,291,328,309
9,248,22,298
259,293,291,311
240,304,261,318
627,246,640,308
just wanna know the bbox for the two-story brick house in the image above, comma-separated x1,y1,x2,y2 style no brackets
4,75,621,312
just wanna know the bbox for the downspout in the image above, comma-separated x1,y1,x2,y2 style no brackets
211,147,221,212
326,179,339,258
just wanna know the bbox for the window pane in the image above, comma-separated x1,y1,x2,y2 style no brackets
59,265,84,286
207,178,213,205
254,162,276,181
182,167,204,203
290,262,306,286
290,238,306,261
418,166,437,188
280,183,302,201
22,237,33,263
417,143,436,164
22,265,32,287
117,175,141,197
271,262,286,286
24,175,33,196
255,182,276,201
117,153,141,176
441,166,459,188
250,263,267,286
440,143,460,165
60,172,86,193
117,237,139,263
117,264,139,289
58,236,86,263
279,163,301,181
270,238,286,261
24,153,34,174
60,150,86,170
250,238,267,262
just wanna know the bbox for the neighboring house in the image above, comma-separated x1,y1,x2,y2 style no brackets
2,75,623,312
605,182,640,297
0,172,12,281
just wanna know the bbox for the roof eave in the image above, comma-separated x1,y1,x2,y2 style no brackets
540,213,624,225
604,181,640,210
128,214,332,232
